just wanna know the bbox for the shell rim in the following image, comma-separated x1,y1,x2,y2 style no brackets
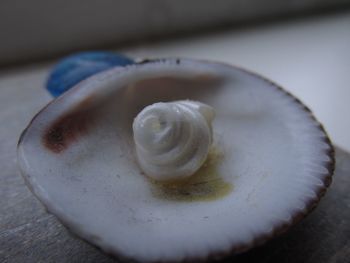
17,58,335,263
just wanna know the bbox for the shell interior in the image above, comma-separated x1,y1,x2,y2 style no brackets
18,59,333,262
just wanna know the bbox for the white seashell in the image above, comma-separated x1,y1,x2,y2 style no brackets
133,100,215,181
17,58,334,263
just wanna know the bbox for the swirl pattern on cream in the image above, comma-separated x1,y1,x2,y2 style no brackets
133,100,215,181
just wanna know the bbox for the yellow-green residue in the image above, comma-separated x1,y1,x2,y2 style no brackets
150,146,233,202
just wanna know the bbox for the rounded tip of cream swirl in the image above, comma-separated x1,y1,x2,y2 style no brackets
133,100,215,181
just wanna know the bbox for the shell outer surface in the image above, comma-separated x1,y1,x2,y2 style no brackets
132,100,214,181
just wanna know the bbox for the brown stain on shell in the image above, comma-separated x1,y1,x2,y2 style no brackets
42,96,95,153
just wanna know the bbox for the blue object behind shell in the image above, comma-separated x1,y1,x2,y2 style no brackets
46,51,134,97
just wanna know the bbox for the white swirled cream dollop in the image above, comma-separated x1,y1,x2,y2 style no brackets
133,100,215,181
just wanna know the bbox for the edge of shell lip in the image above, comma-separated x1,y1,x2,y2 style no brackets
16,58,336,263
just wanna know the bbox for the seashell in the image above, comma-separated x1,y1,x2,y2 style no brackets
46,51,134,97
133,100,215,181
18,58,334,262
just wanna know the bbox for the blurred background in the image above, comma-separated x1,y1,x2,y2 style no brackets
0,0,350,150
0,0,349,65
